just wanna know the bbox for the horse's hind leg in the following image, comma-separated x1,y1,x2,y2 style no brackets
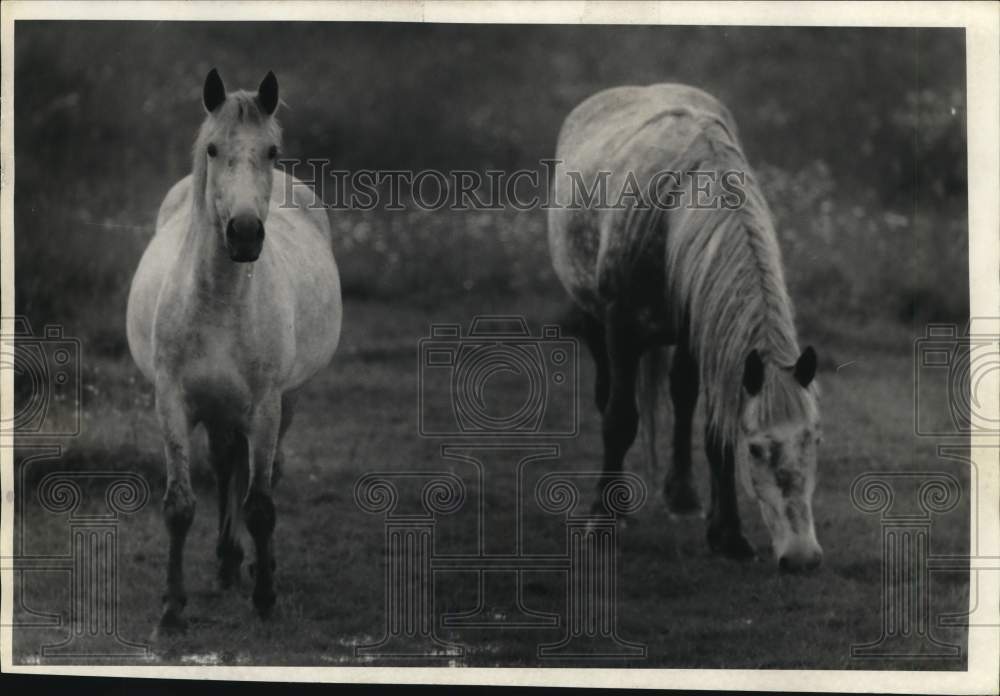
594,305,642,513
208,426,245,589
579,310,610,414
244,394,282,618
664,345,702,516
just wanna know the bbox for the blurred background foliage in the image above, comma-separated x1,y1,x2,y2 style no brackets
14,23,967,355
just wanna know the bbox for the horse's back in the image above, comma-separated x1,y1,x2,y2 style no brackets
127,178,193,381
548,84,742,326
555,84,736,173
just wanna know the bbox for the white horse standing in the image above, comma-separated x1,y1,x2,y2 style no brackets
127,70,342,628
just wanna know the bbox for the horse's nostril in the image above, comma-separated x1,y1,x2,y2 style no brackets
227,216,263,244
779,556,792,573
225,216,265,262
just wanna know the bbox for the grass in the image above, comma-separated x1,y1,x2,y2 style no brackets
13,292,970,669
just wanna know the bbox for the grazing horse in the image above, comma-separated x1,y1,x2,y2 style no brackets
127,69,342,628
548,84,822,572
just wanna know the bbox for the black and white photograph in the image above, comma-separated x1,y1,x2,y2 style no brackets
1,1,998,690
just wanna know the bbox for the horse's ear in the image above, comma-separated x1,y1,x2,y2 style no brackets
743,349,765,396
203,68,226,113
794,346,817,388
257,71,279,116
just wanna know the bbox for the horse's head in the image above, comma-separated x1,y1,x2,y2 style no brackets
198,69,282,263
738,347,822,572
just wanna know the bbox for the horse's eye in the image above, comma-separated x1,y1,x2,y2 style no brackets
207,143,218,158
267,145,278,160
749,444,764,459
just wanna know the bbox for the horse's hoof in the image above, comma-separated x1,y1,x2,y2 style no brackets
664,481,702,517
708,530,757,561
253,590,277,619
156,608,188,636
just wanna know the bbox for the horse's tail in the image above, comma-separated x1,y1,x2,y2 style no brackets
637,346,670,478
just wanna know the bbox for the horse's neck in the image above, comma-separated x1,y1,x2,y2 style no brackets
180,192,254,308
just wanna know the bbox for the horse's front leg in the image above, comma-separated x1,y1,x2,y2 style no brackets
244,393,281,618
155,381,196,631
664,345,701,515
705,429,756,560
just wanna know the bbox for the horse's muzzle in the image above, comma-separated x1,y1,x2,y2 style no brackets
226,215,265,263
778,546,823,574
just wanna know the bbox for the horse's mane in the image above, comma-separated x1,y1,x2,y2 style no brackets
189,90,283,214
663,118,818,448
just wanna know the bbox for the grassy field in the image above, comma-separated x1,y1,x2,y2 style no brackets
13,292,970,669
11,22,971,669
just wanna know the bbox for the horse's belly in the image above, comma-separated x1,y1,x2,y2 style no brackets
181,361,254,427
549,174,674,338
271,220,343,388
286,291,341,390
